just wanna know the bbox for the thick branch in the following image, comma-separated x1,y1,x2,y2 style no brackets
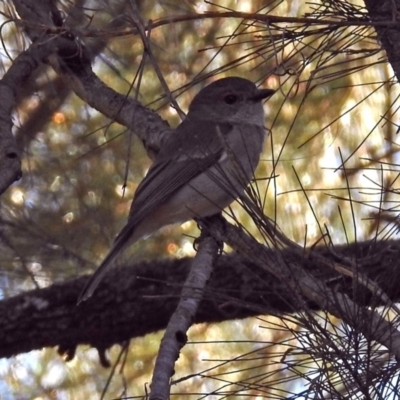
0,237,399,360
208,216,400,358
363,0,400,83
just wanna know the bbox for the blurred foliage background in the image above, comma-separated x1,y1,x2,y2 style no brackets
0,0,399,398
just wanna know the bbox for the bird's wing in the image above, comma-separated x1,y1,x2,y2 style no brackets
123,120,232,228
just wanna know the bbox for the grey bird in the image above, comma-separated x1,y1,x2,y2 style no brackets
78,76,275,303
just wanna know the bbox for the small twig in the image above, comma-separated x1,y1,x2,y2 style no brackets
129,1,185,120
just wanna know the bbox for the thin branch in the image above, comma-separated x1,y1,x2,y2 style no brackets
129,1,185,120
19,11,400,40
150,233,219,400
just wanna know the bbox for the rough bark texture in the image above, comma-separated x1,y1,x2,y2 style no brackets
0,238,399,359
363,0,400,84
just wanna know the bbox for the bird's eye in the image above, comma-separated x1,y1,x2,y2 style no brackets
224,94,238,104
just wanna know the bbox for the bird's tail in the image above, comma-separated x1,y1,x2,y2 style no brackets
77,226,134,304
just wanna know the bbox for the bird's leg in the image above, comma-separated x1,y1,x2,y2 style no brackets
194,214,225,254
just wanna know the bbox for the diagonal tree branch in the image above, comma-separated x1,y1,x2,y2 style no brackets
205,215,400,359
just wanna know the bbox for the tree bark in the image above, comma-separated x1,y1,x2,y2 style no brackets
0,238,399,359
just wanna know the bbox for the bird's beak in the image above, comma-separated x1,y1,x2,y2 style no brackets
251,88,276,102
